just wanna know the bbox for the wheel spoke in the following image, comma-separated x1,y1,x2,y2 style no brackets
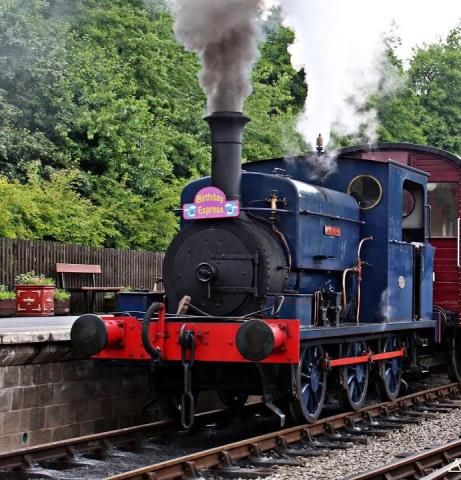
379,337,402,399
312,388,319,404
292,345,326,420
351,379,357,398
343,341,368,407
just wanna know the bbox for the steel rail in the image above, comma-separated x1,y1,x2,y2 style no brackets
420,458,461,480
106,383,461,480
0,404,262,471
348,437,461,480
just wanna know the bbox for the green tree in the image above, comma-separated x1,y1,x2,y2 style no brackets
244,16,308,160
0,0,308,250
0,170,112,245
373,38,427,145
66,3,210,189
333,28,461,154
407,27,461,154
0,0,74,180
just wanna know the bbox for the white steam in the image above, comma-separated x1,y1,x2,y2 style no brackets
170,0,263,113
379,288,394,320
273,0,461,146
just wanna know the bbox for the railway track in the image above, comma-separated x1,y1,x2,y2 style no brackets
0,404,264,477
1,383,460,480
107,383,461,480
349,437,461,480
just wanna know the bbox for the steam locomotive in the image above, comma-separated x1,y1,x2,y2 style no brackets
71,111,460,428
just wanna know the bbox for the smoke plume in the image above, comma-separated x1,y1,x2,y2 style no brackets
170,0,262,113
275,0,461,147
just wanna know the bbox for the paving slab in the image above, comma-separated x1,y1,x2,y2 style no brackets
0,316,79,344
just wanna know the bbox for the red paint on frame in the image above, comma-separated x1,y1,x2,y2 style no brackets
324,348,405,369
92,316,300,364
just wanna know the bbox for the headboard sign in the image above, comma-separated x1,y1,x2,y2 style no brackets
182,186,240,220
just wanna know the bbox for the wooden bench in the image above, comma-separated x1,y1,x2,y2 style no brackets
56,263,123,313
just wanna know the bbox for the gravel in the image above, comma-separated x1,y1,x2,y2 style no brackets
267,401,461,479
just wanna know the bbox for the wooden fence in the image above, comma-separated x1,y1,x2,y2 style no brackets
0,238,164,313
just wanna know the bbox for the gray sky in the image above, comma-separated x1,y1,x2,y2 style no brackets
266,0,461,61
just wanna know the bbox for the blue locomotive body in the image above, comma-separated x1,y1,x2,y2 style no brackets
181,153,436,341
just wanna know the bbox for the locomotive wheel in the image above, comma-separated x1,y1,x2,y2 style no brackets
218,391,249,409
289,345,326,423
376,336,402,401
447,329,461,382
340,341,369,410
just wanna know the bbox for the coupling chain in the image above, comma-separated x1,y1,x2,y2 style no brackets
179,324,196,430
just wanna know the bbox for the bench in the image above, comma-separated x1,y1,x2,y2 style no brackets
56,263,123,313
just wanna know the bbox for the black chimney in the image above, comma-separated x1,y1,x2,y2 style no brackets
205,111,250,200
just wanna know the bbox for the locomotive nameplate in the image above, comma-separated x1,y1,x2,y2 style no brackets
324,225,341,237
183,186,239,220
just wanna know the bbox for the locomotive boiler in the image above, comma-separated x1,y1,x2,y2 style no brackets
71,111,460,428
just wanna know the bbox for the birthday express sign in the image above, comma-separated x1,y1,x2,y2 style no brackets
183,187,240,220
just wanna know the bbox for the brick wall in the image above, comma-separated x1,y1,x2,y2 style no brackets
0,360,160,452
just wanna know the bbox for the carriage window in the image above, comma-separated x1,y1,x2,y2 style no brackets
347,175,382,210
427,183,457,237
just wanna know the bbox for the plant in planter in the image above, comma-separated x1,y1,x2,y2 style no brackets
54,289,71,316
0,285,16,318
15,271,55,317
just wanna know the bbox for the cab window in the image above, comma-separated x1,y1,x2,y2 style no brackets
402,180,424,243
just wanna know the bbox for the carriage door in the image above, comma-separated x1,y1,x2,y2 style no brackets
410,154,461,317
427,182,459,313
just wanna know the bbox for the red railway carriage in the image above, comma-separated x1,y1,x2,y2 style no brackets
337,143,461,319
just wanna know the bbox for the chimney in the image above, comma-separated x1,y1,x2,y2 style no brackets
204,111,250,200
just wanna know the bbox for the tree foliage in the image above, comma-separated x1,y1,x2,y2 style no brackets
407,27,461,153
333,27,461,155
244,21,308,159
0,170,111,245
0,0,306,250
1,1,459,251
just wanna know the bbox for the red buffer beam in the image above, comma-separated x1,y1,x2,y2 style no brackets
87,315,301,364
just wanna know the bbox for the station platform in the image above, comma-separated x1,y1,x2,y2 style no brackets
0,316,78,344
0,314,156,452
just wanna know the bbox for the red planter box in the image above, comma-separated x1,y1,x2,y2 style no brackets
15,285,55,317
